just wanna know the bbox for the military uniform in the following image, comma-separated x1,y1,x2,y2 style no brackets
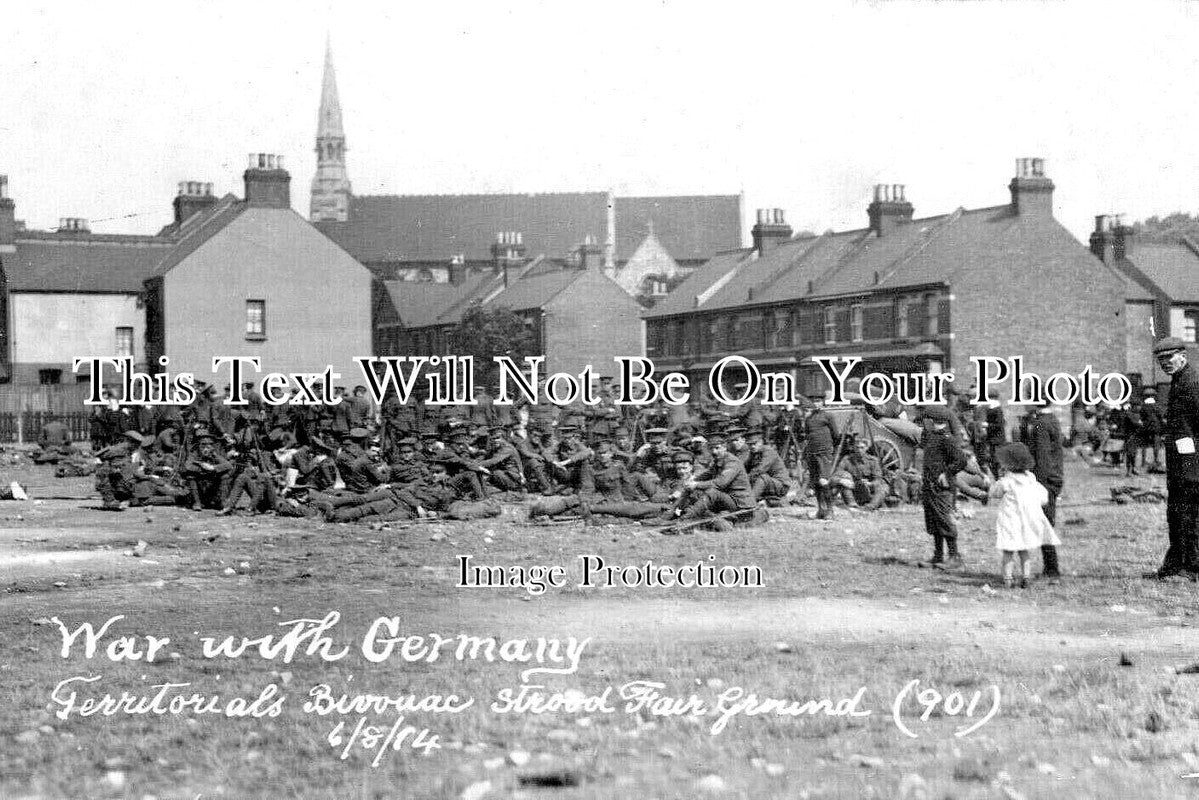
1154,339,1199,578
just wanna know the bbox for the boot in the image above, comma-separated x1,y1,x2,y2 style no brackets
936,537,963,571
919,535,944,568
1041,545,1061,579
815,486,834,520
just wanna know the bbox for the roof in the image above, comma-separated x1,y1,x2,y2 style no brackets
645,203,1084,318
615,196,742,263
1120,240,1199,303
317,193,609,264
314,191,743,265
143,195,246,279
382,272,494,328
6,237,173,292
485,269,582,312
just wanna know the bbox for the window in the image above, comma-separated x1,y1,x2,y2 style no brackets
823,307,837,345
1185,310,1198,343
38,369,62,385
850,304,864,343
246,300,266,340
896,300,909,338
115,326,134,357
925,294,939,337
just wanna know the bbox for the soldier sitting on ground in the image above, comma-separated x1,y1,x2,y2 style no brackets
833,437,889,511
34,412,79,464
744,428,791,507
181,433,234,511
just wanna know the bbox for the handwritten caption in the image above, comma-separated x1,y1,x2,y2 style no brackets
43,612,1000,765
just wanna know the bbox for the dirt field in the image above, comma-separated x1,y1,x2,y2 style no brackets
3,450,1199,799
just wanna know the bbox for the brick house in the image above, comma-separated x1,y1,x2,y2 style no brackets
643,159,1128,401
0,176,171,388
143,155,373,382
1096,216,1199,390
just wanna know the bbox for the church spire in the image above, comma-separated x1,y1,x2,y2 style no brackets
310,36,352,222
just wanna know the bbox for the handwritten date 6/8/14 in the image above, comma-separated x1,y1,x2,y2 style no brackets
891,680,1001,738
327,716,440,766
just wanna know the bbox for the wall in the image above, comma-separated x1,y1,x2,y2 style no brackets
1125,300,1157,384
162,207,372,386
543,269,643,378
949,215,1125,403
10,292,145,383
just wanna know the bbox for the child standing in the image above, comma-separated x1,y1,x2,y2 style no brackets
989,443,1060,588
919,405,969,570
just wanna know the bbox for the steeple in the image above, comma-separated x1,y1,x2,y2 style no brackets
310,36,352,222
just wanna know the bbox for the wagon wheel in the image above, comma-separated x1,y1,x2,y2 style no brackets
869,439,903,474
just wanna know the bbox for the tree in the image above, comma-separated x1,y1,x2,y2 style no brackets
451,303,537,389
1133,212,1199,244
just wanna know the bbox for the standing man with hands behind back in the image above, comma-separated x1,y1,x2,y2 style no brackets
1149,337,1199,581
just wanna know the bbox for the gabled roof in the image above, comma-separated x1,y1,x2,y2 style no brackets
644,203,1080,318
143,195,246,279
484,269,582,312
382,272,495,328
1119,240,1199,303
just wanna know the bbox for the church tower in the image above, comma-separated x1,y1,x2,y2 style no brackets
310,38,352,222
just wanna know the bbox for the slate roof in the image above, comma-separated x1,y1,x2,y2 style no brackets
1119,240,1199,303
314,192,742,265
318,193,609,264
644,203,1082,318
615,195,742,263
5,237,173,292
381,265,599,331
381,273,495,328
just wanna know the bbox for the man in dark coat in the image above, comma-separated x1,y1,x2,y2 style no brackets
803,401,840,520
919,405,968,570
1023,405,1064,579
1150,338,1199,580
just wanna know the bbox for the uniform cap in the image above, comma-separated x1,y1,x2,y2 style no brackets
1153,337,1188,356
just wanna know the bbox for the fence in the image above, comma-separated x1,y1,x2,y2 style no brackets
0,385,96,443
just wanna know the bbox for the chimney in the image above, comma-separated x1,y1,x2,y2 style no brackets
173,181,217,226
0,176,15,249
1089,214,1116,263
55,217,90,235
244,153,291,208
751,208,793,256
448,253,466,286
576,234,603,270
1009,157,1054,217
867,184,914,236
490,231,527,273
1112,213,1134,261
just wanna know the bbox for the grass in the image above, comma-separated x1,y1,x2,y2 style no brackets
2,451,1199,798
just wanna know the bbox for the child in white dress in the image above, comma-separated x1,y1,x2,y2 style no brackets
989,443,1060,588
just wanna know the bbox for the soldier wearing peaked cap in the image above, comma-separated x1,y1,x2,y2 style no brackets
1149,338,1199,580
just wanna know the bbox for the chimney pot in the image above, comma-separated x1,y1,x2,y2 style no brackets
868,182,915,235
244,154,291,208
1009,156,1055,217
751,206,793,256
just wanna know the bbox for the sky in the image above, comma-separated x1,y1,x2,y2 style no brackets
2,0,1198,243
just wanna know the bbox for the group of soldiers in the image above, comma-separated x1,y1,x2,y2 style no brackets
36,378,935,530
34,376,1079,531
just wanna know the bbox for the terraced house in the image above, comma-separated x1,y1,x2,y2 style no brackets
643,159,1128,400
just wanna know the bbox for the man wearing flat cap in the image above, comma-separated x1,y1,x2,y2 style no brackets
1149,337,1199,580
